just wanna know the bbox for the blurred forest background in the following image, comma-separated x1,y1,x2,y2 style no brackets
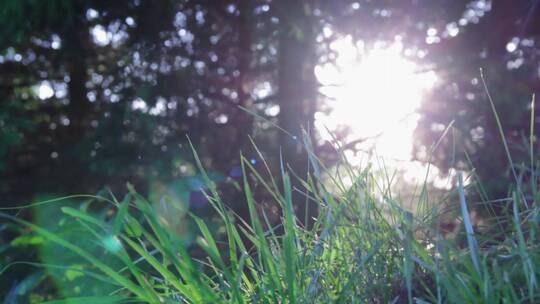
1,0,540,299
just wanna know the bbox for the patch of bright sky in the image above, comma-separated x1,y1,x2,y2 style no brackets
315,36,453,188
316,36,436,159
37,82,55,99
90,22,129,47
132,98,148,112
91,25,111,46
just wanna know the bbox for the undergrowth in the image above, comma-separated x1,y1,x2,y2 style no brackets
1,137,539,303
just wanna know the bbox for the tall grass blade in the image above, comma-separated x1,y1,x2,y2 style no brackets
457,172,480,274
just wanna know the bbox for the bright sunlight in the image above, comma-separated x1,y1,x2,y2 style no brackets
315,37,438,162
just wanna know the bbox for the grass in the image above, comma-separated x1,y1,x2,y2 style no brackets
1,137,539,303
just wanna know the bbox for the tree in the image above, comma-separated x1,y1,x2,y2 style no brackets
413,1,540,202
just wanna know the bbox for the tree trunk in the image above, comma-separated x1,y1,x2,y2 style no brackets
60,12,91,191
276,0,318,226
236,0,254,156
64,18,90,142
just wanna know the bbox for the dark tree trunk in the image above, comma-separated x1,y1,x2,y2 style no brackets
236,0,254,155
276,0,318,226
59,12,91,191
65,20,90,142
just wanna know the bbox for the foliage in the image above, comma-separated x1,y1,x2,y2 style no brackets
414,1,540,200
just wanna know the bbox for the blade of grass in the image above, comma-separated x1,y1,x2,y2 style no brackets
512,192,537,301
457,172,480,274
480,69,527,207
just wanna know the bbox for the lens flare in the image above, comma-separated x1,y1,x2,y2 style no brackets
316,39,437,161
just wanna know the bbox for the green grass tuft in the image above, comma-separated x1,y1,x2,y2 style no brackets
2,139,540,303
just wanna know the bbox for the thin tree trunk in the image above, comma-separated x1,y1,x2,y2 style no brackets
64,14,90,144
236,0,254,155
276,0,318,226
60,12,91,191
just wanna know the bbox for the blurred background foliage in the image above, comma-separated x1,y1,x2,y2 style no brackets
1,0,540,301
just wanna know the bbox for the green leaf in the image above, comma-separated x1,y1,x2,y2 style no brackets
42,295,131,304
113,194,131,235
11,234,45,246
61,207,105,228
124,215,143,238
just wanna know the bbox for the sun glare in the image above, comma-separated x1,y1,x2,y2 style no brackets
316,38,437,162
